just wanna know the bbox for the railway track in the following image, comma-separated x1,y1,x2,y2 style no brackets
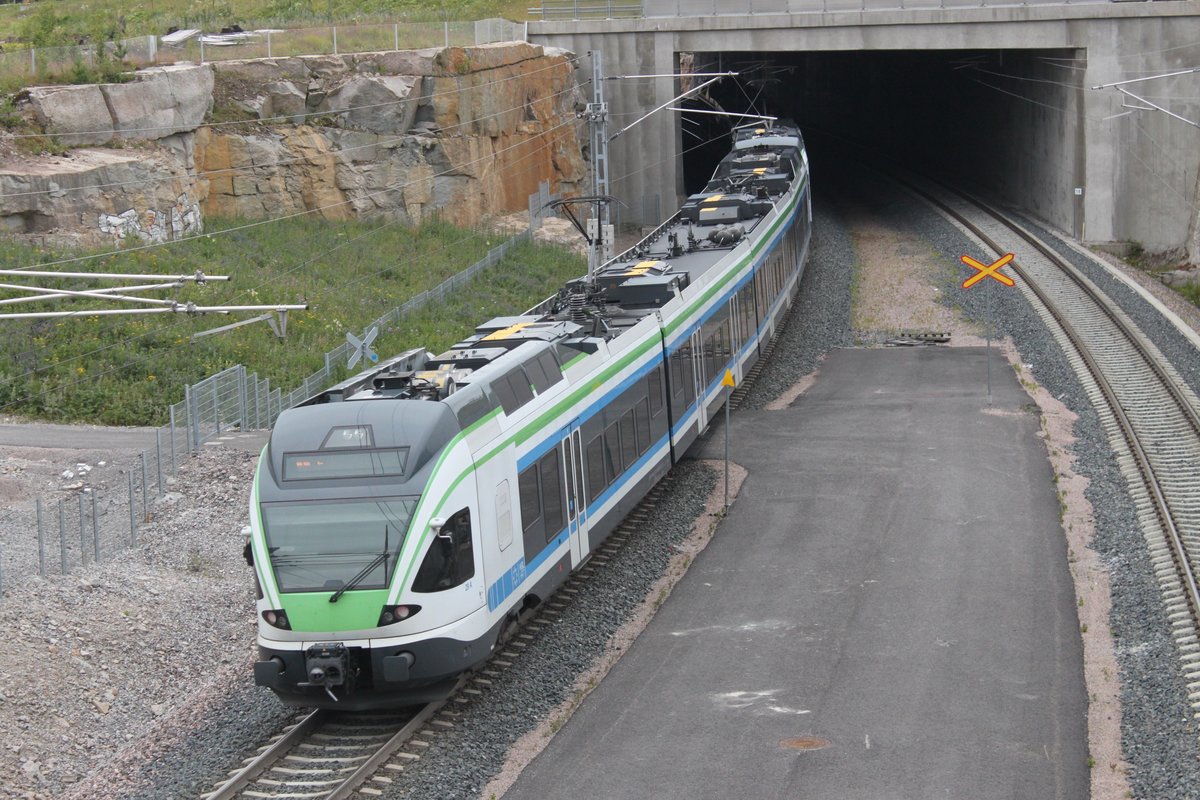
906,176,1200,729
205,277,804,798
204,480,667,800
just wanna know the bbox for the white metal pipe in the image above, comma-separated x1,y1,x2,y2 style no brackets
0,269,229,281
0,303,307,320
0,281,183,306
0,281,185,306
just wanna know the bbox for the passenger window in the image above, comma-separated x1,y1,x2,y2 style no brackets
493,378,520,415
518,465,542,534
508,370,535,407
619,409,637,471
537,351,563,385
525,359,552,394
539,450,564,540
412,508,474,593
586,435,606,503
648,368,663,417
635,398,650,454
603,422,620,482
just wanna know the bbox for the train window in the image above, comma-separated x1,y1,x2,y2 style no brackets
451,388,497,430
603,422,620,483
586,435,606,503
648,367,663,417
508,369,535,406
492,378,519,415
412,508,474,593
670,352,683,396
282,448,408,481
525,358,553,394
635,398,650,454
539,450,564,541
518,465,542,537
536,351,563,386
619,409,637,471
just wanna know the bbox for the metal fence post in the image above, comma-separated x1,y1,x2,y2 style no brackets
169,405,178,473
128,472,137,545
200,37,204,65
91,492,99,563
394,23,399,51
238,365,249,430
156,430,164,496
333,26,338,55
267,31,272,59
188,384,201,451
36,498,46,577
78,494,88,566
141,453,149,523
444,21,449,47
59,500,67,574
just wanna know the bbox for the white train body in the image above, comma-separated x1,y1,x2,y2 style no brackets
248,122,813,708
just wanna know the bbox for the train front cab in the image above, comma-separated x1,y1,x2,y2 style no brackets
251,402,504,709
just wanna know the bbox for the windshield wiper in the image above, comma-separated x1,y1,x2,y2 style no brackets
329,551,387,603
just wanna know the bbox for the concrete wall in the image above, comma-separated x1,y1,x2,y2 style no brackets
531,2,1200,257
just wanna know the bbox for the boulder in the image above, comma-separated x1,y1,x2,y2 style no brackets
261,81,307,122
25,85,114,147
434,42,542,76
365,48,441,77
1159,269,1200,289
211,58,309,85
318,75,418,134
103,64,213,141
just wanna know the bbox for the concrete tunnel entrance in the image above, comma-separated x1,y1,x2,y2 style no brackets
678,48,1087,238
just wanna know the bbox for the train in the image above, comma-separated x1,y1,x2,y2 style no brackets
247,119,813,709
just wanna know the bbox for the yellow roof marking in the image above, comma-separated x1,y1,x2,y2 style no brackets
753,167,767,175
483,321,533,341
705,194,724,203
624,259,664,277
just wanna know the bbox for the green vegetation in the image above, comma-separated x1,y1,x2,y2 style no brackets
1179,282,1200,309
0,0,533,51
0,217,584,426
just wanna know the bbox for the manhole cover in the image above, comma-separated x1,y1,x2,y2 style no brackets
780,736,830,751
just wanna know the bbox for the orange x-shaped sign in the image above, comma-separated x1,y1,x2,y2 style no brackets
961,253,1016,289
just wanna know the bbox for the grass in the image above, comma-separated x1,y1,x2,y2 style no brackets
0,0,535,50
0,216,584,426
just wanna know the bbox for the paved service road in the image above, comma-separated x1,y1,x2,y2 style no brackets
0,422,269,454
505,347,1087,800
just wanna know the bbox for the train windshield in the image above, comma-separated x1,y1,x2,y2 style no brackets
261,497,418,593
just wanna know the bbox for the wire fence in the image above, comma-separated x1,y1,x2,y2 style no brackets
0,18,526,83
0,181,559,596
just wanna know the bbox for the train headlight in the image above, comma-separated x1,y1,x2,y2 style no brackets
378,604,421,626
262,609,291,630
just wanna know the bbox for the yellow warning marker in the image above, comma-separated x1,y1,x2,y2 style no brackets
721,369,735,510
722,369,736,388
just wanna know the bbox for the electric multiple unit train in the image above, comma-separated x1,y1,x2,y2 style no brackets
247,120,813,708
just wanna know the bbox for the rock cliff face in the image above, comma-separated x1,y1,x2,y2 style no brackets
0,43,585,246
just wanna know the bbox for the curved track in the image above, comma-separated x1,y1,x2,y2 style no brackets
205,480,666,800
907,176,1200,729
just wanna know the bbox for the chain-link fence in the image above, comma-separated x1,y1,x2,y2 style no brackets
0,18,526,83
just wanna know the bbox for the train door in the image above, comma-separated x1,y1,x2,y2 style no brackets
562,425,589,567
690,329,707,431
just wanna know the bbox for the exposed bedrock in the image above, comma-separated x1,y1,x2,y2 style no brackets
1,42,586,246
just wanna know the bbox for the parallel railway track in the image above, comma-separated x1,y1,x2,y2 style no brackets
907,176,1200,729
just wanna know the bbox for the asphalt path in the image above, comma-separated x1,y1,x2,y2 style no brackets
0,422,268,453
505,346,1087,800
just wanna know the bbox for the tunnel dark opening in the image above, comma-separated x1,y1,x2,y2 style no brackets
680,48,1085,237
